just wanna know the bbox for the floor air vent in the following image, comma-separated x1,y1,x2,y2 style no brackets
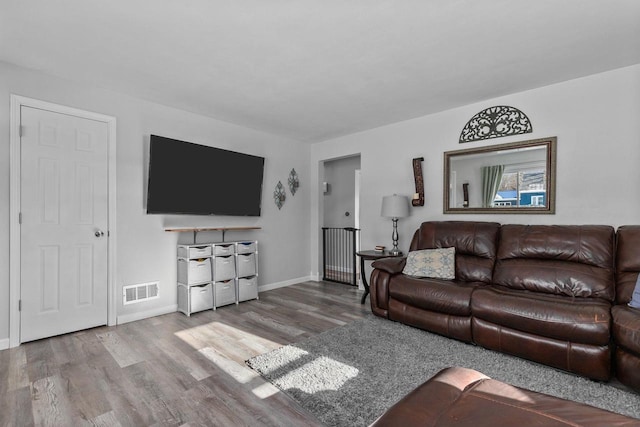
123,282,159,305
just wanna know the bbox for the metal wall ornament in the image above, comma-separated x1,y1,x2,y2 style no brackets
274,181,286,209
459,105,532,143
288,168,300,195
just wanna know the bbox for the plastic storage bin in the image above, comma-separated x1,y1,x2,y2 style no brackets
178,258,212,284
213,255,236,281
213,244,235,256
238,276,258,302
236,253,257,278
178,283,213,315
215,280,236,308
235,241,257,254
178,245,212,259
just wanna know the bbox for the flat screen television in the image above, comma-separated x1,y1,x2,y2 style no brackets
146,135,265,216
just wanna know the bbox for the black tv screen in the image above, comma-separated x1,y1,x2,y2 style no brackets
146,135,265,216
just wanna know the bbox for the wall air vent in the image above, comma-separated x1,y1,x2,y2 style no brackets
123,281,159,305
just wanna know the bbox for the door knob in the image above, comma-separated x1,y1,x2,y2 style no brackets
95,230,105,237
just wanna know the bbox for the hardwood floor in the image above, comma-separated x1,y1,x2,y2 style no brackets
0,281,369,427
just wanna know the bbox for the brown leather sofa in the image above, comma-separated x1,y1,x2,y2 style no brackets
613,225,640,391
370,221,620,382
370,221,501,344
370,367,640,427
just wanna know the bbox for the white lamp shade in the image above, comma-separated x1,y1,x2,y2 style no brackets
381,195,410,218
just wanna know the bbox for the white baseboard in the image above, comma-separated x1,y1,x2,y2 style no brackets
117,304,178,325
0,338,9,350
259,275,313,292
115,276,330,325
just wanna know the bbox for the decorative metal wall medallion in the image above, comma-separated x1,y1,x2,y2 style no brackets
288,168,300,195
459,105,532,143
274,181,286,209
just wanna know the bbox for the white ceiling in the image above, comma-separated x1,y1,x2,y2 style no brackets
1,1,639,143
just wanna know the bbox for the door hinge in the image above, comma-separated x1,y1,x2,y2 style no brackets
18,300,21,311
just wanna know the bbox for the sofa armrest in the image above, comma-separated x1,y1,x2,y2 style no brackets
370,257,406,319
372,257,406,275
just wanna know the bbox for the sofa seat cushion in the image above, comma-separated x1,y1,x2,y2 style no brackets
389,276,481,316
612,305,640,353
472,287,611,345
494,224,615,300
370,367,638,427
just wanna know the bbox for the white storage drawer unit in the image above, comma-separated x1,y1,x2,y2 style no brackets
178,283,213,315
178,244,212,259
238,276,258,302
213,255,236,281
176,239,259,315
236,252,257,278
215,280,236,308
178,258,212,284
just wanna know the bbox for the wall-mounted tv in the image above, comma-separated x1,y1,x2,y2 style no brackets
146,135,265,216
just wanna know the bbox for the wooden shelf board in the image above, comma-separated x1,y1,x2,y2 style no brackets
165,226,261,233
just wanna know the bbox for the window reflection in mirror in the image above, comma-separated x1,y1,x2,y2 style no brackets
443,137,556,214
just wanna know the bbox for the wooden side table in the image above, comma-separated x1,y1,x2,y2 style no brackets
357,250,404,304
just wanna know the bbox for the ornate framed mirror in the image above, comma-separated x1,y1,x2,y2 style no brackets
444,136,556,214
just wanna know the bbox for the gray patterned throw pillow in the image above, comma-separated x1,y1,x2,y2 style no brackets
402,247,455,279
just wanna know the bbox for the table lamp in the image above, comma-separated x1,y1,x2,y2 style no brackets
381,194,410,255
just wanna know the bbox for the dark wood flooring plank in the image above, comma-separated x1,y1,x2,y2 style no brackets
59,362,113,422
5,346,30,393
24,340,59,384
0,386,34,427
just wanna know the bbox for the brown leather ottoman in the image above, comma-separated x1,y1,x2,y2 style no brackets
370,367,639,427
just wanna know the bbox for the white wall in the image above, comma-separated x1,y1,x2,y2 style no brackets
310,65,640,277
0,61,311,344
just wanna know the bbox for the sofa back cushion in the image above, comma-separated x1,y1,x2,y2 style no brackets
615,225,640,304
409,221,500,283
494,224,615,300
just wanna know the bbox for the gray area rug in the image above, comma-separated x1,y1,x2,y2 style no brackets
246,314,640,426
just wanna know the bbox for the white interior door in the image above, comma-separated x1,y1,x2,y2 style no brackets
19,106,109,343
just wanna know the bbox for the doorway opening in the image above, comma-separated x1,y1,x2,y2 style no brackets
321,155,361,286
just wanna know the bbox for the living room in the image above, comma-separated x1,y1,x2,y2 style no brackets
1,1,640,425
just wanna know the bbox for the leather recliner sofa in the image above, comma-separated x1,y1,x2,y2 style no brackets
370,221,631,384
613,225,640,391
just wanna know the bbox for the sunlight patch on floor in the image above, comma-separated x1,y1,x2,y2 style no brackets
278,356,359,393
199,346,258,384
251,382,280,399
174,321,282,351
255,346,309,374
249,345,360,395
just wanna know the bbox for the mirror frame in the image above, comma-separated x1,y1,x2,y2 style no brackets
443,136,557,214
